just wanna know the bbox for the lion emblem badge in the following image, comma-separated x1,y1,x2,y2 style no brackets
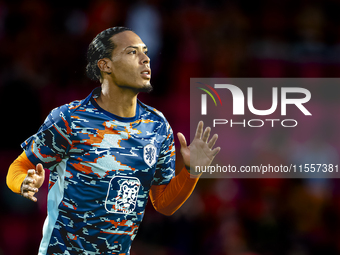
105,177,141,214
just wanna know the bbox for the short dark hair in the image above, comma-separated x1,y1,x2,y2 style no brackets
86,26,133,81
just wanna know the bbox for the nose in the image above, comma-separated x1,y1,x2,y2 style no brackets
141,53,150,65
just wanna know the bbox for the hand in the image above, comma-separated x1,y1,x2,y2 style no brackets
177,121,220,174
21,163,45,202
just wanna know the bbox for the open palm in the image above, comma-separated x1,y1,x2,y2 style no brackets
177,121,220,174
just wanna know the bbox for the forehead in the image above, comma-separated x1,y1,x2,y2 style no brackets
110,31,146,51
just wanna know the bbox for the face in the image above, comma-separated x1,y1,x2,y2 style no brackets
102,31,151,92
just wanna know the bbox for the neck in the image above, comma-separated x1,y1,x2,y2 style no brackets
96,80,138,118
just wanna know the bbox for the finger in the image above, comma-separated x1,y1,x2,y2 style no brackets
27,169,35,177
177,132,187,149
208,134,218,149
22,184,38,193
195,121,204,139
210,147,221,156
36,163,44,176
22,191,37,202
202,127,211,143
23,177,35,185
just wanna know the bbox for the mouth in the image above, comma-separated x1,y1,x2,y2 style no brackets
141,69,151,79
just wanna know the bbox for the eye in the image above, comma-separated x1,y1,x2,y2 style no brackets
144,51,148,55
128,50,136,54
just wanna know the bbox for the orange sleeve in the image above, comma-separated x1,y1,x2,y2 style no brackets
149,167,201,216
7,151,35,194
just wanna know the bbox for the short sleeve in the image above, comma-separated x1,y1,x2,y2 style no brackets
21,105,72,169
151,121,176,186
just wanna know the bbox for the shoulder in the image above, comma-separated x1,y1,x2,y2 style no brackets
138,100,169,124
138,100,173,134
45,99,83,131
49,100,81,121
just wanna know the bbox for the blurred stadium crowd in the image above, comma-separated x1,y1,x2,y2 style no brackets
1,0,340,254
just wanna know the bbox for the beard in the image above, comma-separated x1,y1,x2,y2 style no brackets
117,79,153,94
136,82,153,93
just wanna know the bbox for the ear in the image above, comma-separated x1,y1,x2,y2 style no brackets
97,58,112,75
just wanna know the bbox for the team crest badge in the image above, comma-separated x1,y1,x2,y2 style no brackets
143,144,157,167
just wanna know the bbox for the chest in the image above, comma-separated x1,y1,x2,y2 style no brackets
67,119,165,187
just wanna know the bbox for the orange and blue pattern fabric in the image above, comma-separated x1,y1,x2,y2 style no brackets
21,87,176,255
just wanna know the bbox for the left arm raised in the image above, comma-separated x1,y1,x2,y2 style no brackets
150,121,220,215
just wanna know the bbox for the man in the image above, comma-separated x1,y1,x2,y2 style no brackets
7,27,220,255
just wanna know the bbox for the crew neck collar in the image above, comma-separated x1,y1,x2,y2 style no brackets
87,87,140,122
